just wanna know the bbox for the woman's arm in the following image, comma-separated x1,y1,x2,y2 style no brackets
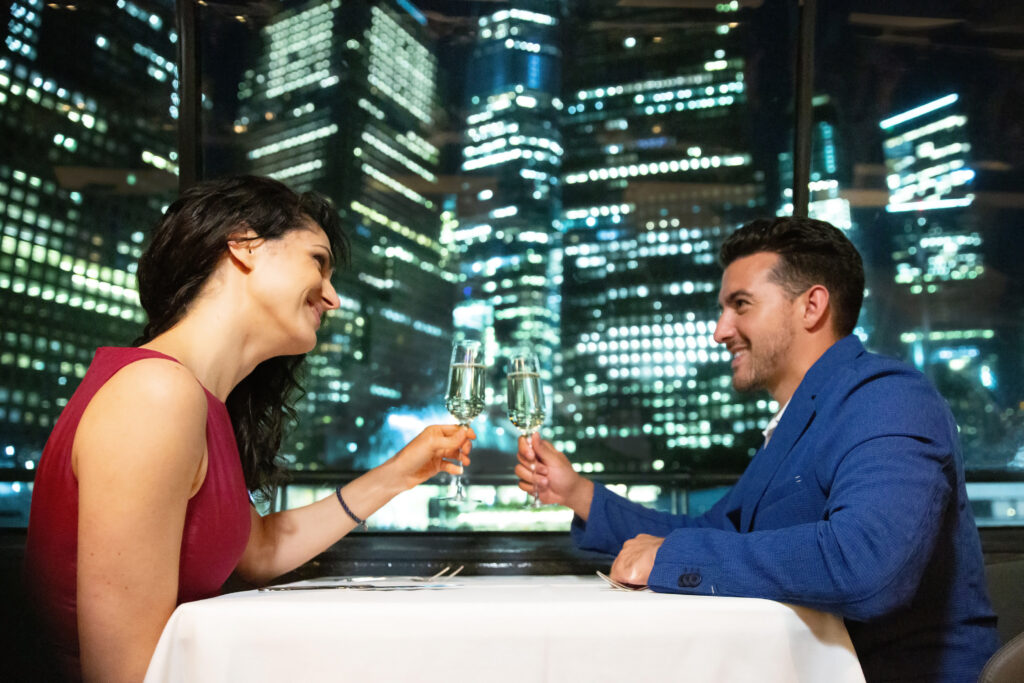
235,424,473,585
74,360,208,683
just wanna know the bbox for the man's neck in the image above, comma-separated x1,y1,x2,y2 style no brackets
770,332,843,405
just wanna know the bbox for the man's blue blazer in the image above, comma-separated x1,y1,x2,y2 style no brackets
572,335,999,682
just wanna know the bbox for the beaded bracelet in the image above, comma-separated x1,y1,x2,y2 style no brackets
335,486,367,530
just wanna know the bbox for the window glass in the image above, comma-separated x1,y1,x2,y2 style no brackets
0,1,178,526
6,1,1018,534
199,0,794,530
812,1,1024,525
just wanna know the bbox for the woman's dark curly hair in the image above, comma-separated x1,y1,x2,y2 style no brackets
134,175,349,500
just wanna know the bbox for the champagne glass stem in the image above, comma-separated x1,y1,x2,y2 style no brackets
527,431,541,508
531,434,539,506
443,421,468,502
446,470,465,502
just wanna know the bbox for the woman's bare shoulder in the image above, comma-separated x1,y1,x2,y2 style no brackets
91,358,209,424
103,357,209,408
74,358,210,477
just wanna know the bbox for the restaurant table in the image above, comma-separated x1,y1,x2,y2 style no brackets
144,575,865,683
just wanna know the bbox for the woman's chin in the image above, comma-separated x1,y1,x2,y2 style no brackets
275,333,317,358
297,336,317,355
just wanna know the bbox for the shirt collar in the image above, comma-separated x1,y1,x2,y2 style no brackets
762,399,791,446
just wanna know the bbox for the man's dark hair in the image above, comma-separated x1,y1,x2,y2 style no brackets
719,216,864,337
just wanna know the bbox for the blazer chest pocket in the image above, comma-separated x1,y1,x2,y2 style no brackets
753,475,824,530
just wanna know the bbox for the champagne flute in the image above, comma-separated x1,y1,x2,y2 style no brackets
506,352,546,507
443,339,486,503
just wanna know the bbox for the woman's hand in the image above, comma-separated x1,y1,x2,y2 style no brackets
390,424,475,490
514,432,594,518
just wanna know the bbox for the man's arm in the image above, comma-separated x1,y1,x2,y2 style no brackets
570,482,734,556
517,433,740,556
642,433,953,621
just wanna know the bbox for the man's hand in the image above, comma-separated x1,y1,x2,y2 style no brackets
514,432,594,518
610,534,665,587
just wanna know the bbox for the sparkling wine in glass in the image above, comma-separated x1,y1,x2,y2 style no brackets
507,353,546,507
443,339,485,503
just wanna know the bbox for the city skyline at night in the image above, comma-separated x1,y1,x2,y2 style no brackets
878,92,1021,470
1,0,1022,528
554,2,773,475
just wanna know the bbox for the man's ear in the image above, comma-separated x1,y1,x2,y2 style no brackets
226,228,262,271
801,284,831,332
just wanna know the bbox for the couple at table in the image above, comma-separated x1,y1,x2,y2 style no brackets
24,175,996,683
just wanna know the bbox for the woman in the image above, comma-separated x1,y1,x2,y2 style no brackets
23,175,474,682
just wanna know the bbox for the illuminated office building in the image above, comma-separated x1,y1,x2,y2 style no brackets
450,1,563,437
881,93,988,368
880,93,1011,466
236,0,457,468
776,96,874,340
555,3,772,473
778,97,852,232
0,0,178,495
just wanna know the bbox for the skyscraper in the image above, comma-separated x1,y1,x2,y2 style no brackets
555,2,771,475
2,0,180,648
450,1,563,446
236,0,457,468
0,0,177,487
878,93,1015,467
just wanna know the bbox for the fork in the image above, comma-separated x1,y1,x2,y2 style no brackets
596,570,650,591
411,565,465,581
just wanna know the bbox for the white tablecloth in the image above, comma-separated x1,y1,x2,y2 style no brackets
144,575,864,683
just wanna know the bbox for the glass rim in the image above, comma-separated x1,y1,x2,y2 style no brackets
452,337,482,347
507,353,541,372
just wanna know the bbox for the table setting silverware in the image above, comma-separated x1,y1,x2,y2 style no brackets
596,570,650,592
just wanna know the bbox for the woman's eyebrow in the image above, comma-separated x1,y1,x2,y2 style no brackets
313,243,335,265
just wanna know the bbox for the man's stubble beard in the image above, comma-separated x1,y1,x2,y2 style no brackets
731,322,794,395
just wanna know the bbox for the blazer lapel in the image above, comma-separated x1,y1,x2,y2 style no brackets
731,336,862,532
738,396,817,532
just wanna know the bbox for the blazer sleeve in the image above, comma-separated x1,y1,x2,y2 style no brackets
571,481,740,556
646,431,954,621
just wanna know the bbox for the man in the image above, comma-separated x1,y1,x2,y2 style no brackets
517,217,999,682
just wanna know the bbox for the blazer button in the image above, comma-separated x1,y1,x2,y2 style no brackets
677,572,702,588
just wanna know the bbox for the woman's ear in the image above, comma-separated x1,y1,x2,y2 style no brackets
226,228,262,271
